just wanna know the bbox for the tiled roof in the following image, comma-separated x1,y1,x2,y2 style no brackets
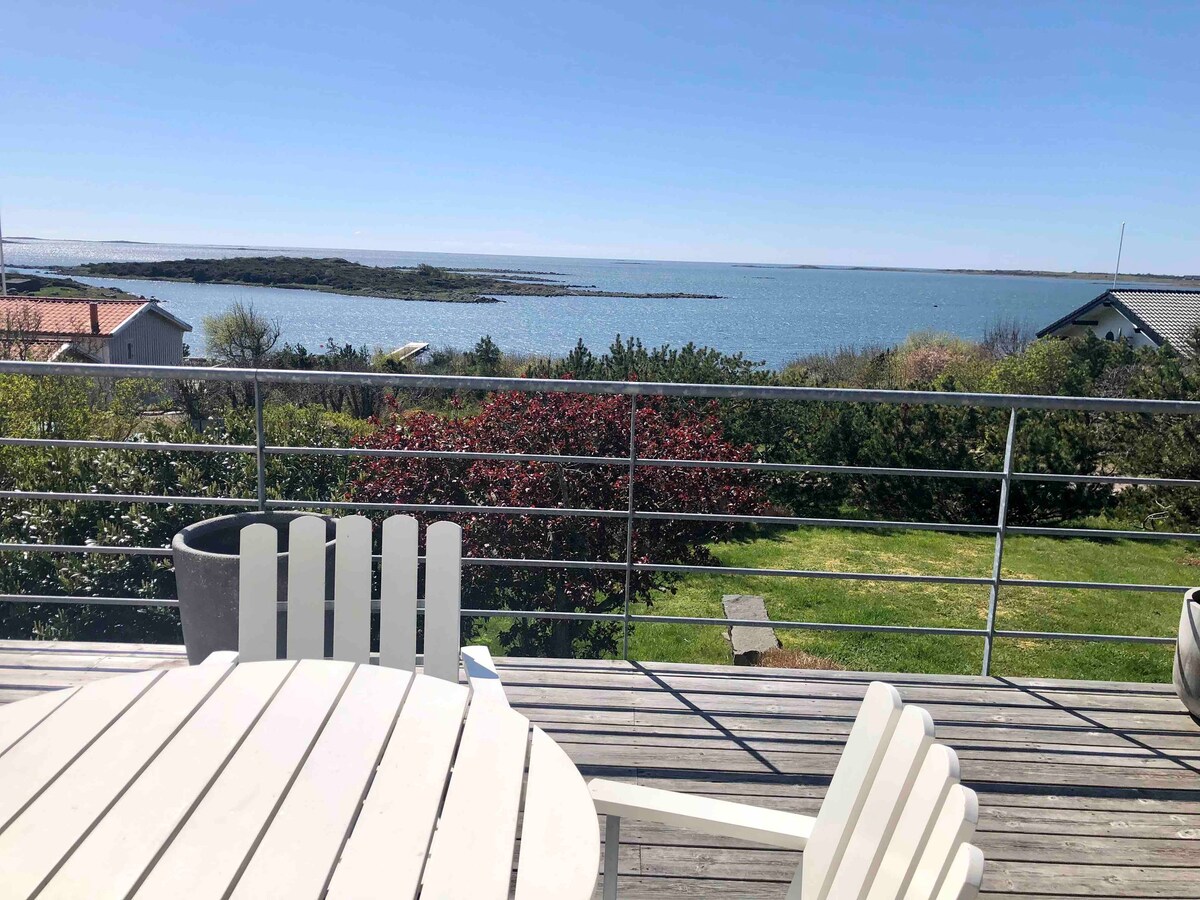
0,297,147,337
1038,288,1200,351
1106,290,1200,350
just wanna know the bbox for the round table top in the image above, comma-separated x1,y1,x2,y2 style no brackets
0,658,600,900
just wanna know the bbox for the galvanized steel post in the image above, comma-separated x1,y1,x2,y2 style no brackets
982,408,1018,675
622,396,638,659
254,375,267,512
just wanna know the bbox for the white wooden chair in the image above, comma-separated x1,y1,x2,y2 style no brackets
463,658,986,900
231,514,464,682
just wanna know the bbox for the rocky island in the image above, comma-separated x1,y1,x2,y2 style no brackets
52,257,723,303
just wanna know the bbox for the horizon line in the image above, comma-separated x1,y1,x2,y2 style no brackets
4,234,1198,280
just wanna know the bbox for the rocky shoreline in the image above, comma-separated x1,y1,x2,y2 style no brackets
53,257,724,303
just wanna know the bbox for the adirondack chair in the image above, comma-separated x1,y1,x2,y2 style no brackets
228,514,464,681
463,655,985,900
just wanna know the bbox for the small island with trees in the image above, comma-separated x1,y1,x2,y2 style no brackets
52,257,723,302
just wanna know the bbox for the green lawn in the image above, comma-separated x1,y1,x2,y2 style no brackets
627,526,1190,682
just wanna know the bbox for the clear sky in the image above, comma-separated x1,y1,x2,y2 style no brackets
2,1,1197,271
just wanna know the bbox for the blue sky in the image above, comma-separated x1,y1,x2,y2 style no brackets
2,1,1197,271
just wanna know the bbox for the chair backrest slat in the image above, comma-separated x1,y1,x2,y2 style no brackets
378,514,419,671
793,683,983,900
800,681,903,900
901,784,979,900
285,516,328,660
422,521,462,682
332,515,371,664
238,514,462,681
933,843,984,900
826,705,935,900
238,523,278,663
864,744,959,900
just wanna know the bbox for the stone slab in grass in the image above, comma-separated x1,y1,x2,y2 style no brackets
722,594,781,666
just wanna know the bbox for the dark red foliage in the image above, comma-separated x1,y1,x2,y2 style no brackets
347,389,766,657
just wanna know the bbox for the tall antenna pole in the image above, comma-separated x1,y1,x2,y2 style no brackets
0,205,7,296
1112,222,1125,289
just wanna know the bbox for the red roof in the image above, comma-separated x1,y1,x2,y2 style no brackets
0,297,149,338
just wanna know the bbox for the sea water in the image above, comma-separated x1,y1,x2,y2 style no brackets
5,238,1126,368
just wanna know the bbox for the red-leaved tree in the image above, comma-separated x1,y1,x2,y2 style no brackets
347,389,767,657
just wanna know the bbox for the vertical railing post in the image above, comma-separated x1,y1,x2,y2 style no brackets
253,374,267,513
603,814,621,900
621,395,639,660
982,408,1018,676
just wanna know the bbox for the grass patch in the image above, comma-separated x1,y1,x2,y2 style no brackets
627,526,1187,682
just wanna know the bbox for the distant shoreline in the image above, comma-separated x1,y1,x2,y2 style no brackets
51,256,724,303
7,237,1198,284
733,262,1199,286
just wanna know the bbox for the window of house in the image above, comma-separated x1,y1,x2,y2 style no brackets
127,342,134,359
1105,331,1115,341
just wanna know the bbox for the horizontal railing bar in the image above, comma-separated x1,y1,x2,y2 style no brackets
466,557,627,570
0,591,979,644
1008,525,1200,541
1012,471,1200,488
0,594,179,607
0,543,173,556
632,563,992,585
267,445,625,466
273,446,1006,480
0,491,629,518
4,439,1194,491
286,604,625,620
633,510,999,534
0,490,258,507
265,499,629,518
0,595,1174,645
635,458,1003,479
0,543,631,571
999,577,1189,593
5,499,1193,547
460,608,623,622
630,614,986,636
992,629,1175,645
0,437,1004,481
7,360,1200,415
632,615,1172,644
0,593,619,620
0,437,256,454
1,541,1185,594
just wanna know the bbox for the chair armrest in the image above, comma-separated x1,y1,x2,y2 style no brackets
461,645,508,707
202,650,240,666
588,778,814,850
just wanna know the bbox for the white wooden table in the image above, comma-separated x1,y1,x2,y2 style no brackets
0,658,600,900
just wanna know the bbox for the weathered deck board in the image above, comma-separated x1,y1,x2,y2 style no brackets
495,658,1200,899
0,642,1196,898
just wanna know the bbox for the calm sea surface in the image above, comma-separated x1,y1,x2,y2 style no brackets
5,238,1129,368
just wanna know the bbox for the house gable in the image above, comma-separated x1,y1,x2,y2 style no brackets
1035,289,1200,352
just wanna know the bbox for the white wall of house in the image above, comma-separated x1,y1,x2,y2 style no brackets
100,308,188,365
1048,303,1160,349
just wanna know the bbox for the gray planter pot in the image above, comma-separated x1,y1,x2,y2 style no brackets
172,511,336,664
1173,588,1200,719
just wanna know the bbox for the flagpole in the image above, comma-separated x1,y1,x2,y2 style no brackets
0,205,8,296
1111,222,1125,290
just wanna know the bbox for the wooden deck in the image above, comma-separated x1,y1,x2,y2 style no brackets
1,641,1198,898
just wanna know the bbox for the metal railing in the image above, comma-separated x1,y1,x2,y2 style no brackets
0,359,1195,674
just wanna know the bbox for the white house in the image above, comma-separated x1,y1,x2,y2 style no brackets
1037,288,1200,354
0,297,192,364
